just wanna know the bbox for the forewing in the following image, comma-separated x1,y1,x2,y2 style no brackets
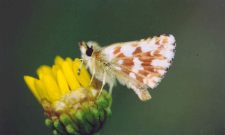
102,34,176,89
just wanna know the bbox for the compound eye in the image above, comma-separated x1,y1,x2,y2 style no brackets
86,47,93,56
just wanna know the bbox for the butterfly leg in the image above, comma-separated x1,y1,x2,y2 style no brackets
109,83,113,95
77,59,83,75
89,66,96,86
98,71,106,97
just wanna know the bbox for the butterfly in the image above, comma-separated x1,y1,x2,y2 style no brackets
79,34,176,101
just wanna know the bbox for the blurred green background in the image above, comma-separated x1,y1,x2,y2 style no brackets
1,0,225,135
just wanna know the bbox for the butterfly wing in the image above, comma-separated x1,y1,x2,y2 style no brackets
101,34,176,100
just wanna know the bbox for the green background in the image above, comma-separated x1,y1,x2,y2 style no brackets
1,0,225,135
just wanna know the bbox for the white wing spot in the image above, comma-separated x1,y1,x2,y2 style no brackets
129,72,136,79
121,44,136,57
158,69,166,75
103,46,116,61
160,49,175,61
163,43,176,50
159,35,175,61
132,57,143,73
168,35,175,44
144,78,156,88
140,38,158,53
152,76,161,82
151,59,170,68
118,59,123,65
144,76,161,89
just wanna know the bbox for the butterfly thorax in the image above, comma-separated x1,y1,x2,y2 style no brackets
92,51,115,77
80,42,116,88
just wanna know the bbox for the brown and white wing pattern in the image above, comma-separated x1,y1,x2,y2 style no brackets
101,34,176,100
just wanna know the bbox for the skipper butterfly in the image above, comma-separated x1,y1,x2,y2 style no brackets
79,34,176,101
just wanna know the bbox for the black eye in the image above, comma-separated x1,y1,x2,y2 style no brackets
86,47,93,56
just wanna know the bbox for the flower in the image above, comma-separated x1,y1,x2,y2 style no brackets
24,56,112,135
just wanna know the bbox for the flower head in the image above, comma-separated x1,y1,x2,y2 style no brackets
24,56,112,135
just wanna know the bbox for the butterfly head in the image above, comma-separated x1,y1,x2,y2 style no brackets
79,41,92,57
79,41,100,60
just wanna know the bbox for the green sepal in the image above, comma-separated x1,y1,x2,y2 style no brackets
65,124,80,135
105,107,112,117
77,109,93,134
89,105,99,120
59,113,72,126
60,113,78,133
89,105,101,130
53,119,64,133
98,109,105,122
69,109,78,122
81,102,93,122
75,109,84,124
96,95,109,109
53,129,60,135
105,92,112,106
45,118,53,128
